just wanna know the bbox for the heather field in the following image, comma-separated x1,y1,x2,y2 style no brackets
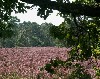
0,47,99,79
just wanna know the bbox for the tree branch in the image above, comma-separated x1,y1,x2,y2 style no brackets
21,0,100,17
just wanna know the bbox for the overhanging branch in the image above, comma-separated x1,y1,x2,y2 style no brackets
21,0,100,17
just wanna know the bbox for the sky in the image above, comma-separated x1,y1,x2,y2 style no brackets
11,7,64,26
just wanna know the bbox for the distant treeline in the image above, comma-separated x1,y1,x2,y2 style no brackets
0,17,67,48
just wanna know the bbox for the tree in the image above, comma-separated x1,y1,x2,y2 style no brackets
0,16,20,47
0,0,100,78
20,0,100,17
0,20,66,47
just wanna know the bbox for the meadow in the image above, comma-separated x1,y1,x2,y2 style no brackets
0,47,99,79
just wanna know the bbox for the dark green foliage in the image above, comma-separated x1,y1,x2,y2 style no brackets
94,67,100,77
43,58,92,79
50,25,67,40
49,15,100,60
0,22,14,38
68,64,92,79
45,63,55,74
0,0,31,39
44,58,64,74
49,58,64,67
0,0,31,21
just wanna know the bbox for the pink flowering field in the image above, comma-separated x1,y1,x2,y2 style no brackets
0,47,69,78
0,47,99,79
